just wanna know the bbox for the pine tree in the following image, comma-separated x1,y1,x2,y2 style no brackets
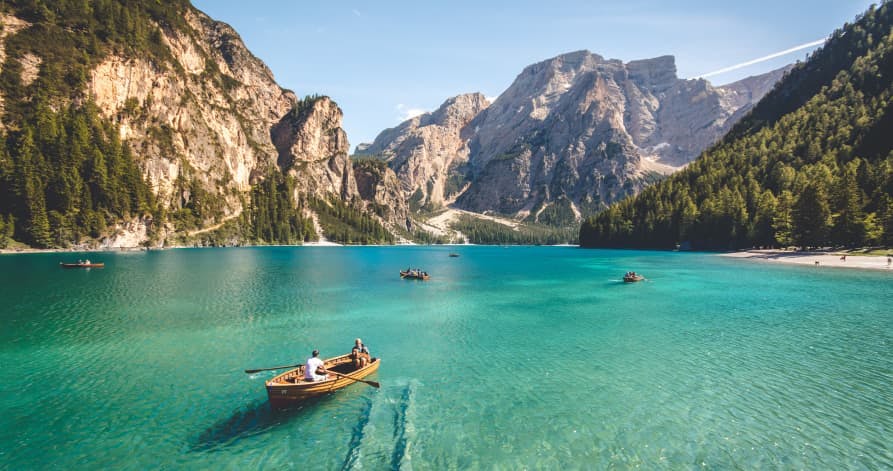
773,191,795,247
880,195,893,246
831,166,866,246
752,190,779,247
793,183,831,248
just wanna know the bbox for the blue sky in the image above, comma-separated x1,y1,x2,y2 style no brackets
191,0,875,149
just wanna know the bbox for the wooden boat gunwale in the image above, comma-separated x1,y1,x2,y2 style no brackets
265,353,380,405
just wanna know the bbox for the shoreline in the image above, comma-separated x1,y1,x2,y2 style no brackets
0,242,581,255
720,249,893,271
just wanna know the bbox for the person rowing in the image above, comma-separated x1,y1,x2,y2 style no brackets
303,349,332,382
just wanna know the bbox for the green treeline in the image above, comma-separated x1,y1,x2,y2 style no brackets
452,216,578,245
248,170,316,244
0,1,363,249
0,0,193,248
581,3,893,250
310,197,395,245
164,170,319,248
0,103,155,248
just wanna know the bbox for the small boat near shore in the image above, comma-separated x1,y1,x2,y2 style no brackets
265,354,380,407
623,272,644,282
449,253,460,258
400,269,430,280
60,261,105,268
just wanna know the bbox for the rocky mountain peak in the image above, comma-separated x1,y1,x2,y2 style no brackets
626,55,677,93
272,96,348,169
420,92,490,129
364,50,791,226
356,92,490,209
269,95,357,201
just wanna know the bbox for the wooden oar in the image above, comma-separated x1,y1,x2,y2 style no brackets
329,371,380,388
244,363,302,374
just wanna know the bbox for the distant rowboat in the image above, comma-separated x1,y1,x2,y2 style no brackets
400,269,430,280
449,253,460,258
60,262,104,268
265,354,380,407
623,272,644,283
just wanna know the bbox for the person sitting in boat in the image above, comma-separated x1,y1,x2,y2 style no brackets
304,349,331,382
350,338,370,369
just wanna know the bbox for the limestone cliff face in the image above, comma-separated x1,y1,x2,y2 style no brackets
270,96,410,231
460,51,788,220
364,50,788,224
353,159,412,233
357,93,489,208
85,8,296,245
72,7,405,243
271,96,355,199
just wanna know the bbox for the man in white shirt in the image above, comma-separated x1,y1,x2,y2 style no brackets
304,350,330,382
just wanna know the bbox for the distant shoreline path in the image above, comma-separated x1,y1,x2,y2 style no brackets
721,250,893,271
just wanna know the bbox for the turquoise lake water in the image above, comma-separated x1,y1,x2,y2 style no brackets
1,246,892,469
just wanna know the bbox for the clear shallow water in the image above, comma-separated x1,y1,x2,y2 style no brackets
1,247,891,469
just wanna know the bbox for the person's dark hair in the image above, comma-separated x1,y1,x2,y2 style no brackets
312,349,319,357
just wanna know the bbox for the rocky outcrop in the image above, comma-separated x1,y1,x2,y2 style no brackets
364,50,789,224
353,159,412,232
271,96,355,199
270,96,410,231
86,7,297,233
78,7,406,242
357,93,489,209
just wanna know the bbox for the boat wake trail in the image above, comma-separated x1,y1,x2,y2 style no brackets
341,380,419,470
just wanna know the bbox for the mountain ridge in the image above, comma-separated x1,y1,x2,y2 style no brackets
0,1,408,248
580,2,893,250
359,51,790,227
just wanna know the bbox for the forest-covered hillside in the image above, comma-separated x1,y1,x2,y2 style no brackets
580,2,893,250
0,0,192,247
0,1,399,248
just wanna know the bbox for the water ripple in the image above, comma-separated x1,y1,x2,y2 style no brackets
1,248,892,468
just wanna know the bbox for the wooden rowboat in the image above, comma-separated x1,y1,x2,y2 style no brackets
400,270,430,280
448,253,460,258
60,262,105,268
623,273,644,282
265,353,380,407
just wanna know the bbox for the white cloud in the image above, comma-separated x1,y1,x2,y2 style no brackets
485,95,499,104
396,104,427,122
352,9,361,17
699,39,826,78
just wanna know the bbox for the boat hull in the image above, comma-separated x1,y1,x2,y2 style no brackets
265,354,380,407
400,270,430,280
60,263,105,268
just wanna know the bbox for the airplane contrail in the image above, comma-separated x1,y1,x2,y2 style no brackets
699,39,826,78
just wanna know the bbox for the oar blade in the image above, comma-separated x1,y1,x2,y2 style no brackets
367,380,381,388
243,363,302,374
